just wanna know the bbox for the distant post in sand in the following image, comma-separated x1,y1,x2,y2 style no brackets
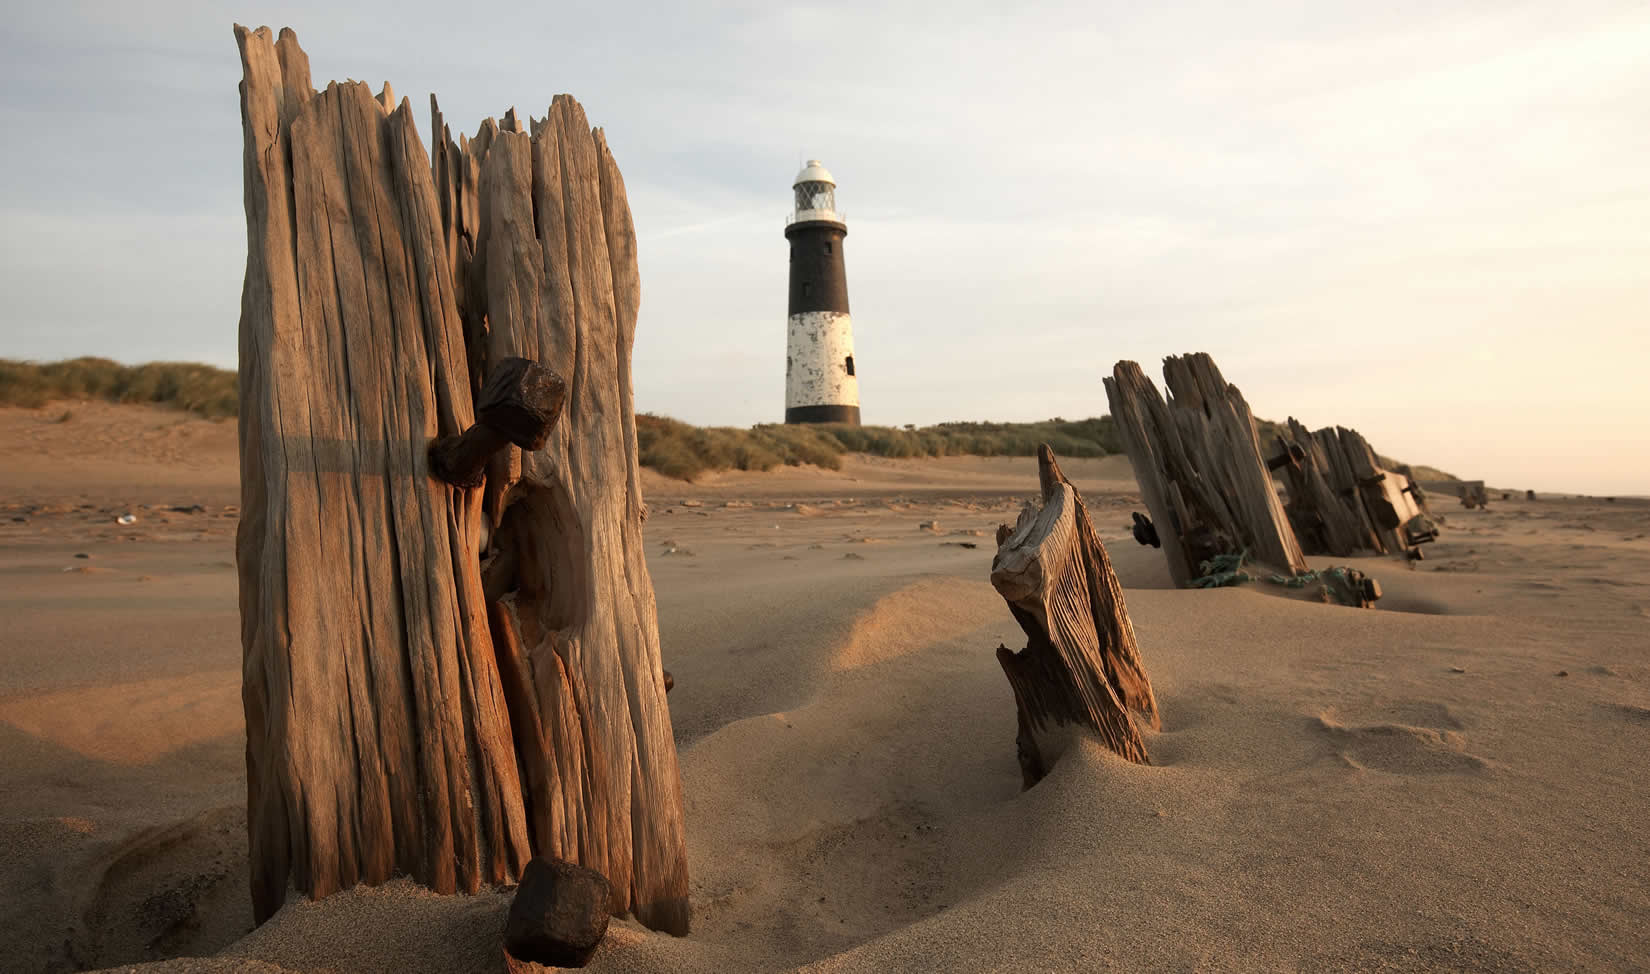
1104,353,1438,593
233,25,688,935
784,160,861,425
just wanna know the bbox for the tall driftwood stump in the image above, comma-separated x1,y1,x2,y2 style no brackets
990,447,1160,786
1103,353,1308,588
234,26,687,934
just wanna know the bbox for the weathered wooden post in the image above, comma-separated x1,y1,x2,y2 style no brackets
990,446,1160,786
1103,354,1308,588
1278,417,1371,557
234,25,688,934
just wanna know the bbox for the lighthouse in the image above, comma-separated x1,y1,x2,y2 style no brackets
784,160,860,424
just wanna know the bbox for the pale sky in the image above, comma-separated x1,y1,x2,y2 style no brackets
2,2,1645,494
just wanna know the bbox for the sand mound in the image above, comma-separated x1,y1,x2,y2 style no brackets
0,402,237,498
206,881,512,974
0,670,240,765
830,577,1001,671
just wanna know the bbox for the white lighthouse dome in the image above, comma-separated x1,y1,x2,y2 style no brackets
793,160,835,187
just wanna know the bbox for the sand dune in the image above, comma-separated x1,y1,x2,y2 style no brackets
1,403,1647,972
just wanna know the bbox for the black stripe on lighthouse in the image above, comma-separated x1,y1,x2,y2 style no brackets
785,221,850,316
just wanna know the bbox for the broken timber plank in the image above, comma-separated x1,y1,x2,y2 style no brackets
1393,464,1433,518
990,446,1160,786
1335,428,1432,555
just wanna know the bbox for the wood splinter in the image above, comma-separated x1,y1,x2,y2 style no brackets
990,445,1161,787
430,357,566,487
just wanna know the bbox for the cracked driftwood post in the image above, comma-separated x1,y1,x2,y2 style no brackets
234,25,688,934
990,446,1161,787
1263,419,1438,561
1103,353,1309,588
1279,418,1380,557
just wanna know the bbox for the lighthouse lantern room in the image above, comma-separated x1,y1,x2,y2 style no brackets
784,160,860,425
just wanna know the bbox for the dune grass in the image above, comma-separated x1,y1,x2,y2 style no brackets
1,358,1455,483
636,414,1123,481
0,357,238,419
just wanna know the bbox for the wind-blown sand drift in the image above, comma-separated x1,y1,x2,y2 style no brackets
1,403,1647,971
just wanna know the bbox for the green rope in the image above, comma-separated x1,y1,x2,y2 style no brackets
1198,552,1371,607
1191,549,1253,588
1265,565,1365,606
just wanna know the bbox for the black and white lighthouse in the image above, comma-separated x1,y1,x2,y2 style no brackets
784,160,860,425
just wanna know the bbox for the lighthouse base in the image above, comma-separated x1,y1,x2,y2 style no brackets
785,404,861,425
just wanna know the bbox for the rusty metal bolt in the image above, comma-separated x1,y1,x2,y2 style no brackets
430,357,566,487
1131,511,1161,548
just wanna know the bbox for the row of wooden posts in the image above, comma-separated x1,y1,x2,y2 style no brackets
984,353,1479,783
1102,353,1440,591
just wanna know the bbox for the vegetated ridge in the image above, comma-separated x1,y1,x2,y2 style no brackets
0,358,1457,482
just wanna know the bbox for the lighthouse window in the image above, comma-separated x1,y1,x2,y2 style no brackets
844,355,855,376
823,241,832,255
802,282,812,297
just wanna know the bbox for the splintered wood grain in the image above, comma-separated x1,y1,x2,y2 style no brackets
991,447,1158,784
441,94,689,933
236,28,537,915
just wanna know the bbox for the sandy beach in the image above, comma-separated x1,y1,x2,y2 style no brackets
2,401,1647,972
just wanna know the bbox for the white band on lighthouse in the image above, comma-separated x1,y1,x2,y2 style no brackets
786,310,858,412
